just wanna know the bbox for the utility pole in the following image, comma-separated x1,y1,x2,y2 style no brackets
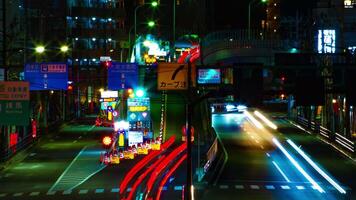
2,0,6,81
185,61,193,200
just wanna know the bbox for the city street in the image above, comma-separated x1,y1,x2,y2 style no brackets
197,111,354,200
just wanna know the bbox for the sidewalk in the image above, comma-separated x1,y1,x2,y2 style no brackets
0,115,96,172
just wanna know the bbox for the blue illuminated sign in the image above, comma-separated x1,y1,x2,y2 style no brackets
108,62,138,90
197,69,221,84
24,63,68,90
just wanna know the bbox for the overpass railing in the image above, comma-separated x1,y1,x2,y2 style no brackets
201,30,294,60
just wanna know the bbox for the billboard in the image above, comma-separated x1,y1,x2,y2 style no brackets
197,69,221,84
108,62,138,90
128,131,144,146
0,81,30,125
24,63,68,90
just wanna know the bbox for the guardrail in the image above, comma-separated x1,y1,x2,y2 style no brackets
201,30,293,62
0,133,37,162
296,116,355,156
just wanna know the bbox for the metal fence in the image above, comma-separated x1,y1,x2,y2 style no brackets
296,116,355,156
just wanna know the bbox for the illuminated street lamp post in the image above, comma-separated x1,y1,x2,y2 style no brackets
248,0,268,40
134,1,158,44
128,21,156,62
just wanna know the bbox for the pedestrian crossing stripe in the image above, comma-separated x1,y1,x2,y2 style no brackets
0,184,349,198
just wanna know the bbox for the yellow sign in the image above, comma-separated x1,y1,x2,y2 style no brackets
129,106,148,112
157,63,188,90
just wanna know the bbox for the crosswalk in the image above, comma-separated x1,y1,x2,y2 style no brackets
0,183,345,198
48,147,106,192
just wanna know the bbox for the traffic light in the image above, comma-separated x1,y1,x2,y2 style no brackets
101,61,112,68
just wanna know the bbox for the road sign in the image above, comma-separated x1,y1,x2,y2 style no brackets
108,62,138,90
24,63,68,90
158,63,188,90
0,81,30,125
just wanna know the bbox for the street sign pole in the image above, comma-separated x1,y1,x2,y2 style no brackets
186,61,193,200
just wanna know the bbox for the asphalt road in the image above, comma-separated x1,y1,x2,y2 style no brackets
196,111,355,200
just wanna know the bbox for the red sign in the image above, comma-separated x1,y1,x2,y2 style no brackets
182,125,195,142
32,120,37,138
0,81,30,100
10,132,18,147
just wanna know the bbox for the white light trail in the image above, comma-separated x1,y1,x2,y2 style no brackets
244,111,264,129
272,138,324,193
287,139,346,194
272,161,291,183
254,111,278,130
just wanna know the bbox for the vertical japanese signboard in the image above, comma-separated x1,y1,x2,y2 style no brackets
108,62,138,90
0,81,30,125
24,63,68,90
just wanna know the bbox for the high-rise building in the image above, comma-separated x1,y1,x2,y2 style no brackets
265,0,280,36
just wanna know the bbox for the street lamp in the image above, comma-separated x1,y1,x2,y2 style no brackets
134,1,159,44
128,21,156,62
35,45,45,54
147,20,155,28
248,0,268,40
60,45,69,53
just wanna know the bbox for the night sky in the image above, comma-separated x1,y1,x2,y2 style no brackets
213,0,317,29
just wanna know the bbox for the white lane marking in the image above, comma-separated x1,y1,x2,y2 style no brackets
0,193,6,197
272,161,291,183
296,186,305,190
49,146,87,192
265,185,275,190
63,190,72,195
73,140,77,143
260,145,264,149
111,188,120,193
68,164,107,191
281,185,291,190
219,185,229,189
235,185,244,189
250,185,260,189
13,193,23,197
266,153,270,157
272,138,324,193
79,189,88,194
95,189,104,193
174,186,183,191
29,192,40,196
46,191,56,195
287,139,347,194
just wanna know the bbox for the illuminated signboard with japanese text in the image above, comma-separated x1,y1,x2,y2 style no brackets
24,63,68,90
197,69,221,84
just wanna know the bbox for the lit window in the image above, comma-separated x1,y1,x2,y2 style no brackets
274,16,277,20
274,3,277,6
92,38,96,41
344,0,353,8
318,30,336,53
274,29,277,32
